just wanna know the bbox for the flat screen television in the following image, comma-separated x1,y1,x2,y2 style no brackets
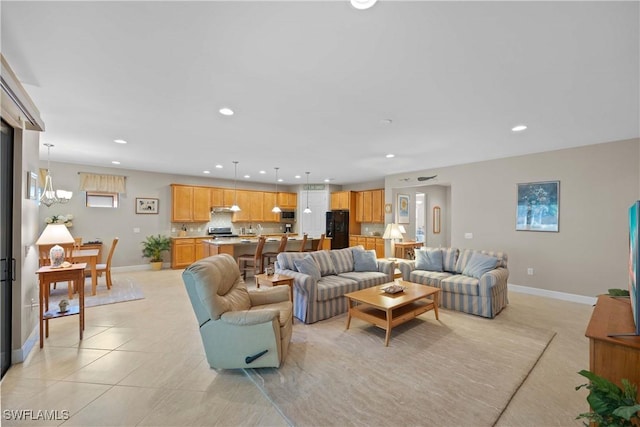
628,201,640,335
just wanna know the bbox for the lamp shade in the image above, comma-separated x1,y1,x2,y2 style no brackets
382,223,404,240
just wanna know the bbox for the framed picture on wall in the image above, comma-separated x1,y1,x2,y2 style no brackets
516,181,559,232
397,194,410,224
26,171,38,200
136,197,159,214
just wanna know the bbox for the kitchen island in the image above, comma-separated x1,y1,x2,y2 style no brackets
200,235,330,264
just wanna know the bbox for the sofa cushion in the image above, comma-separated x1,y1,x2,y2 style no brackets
462,252,498,279
353,249,378,272
441,247,459,272
338,271,389,289
454,249,476,273
415,248,443,272
276,252,307,272
316,275,359,302
330,247,355,274
409,270,453,288
440,275,480,296
293,255,321,280
311,250,337,277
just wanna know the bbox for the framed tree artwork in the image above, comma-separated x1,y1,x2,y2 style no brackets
397,194,410,224
516,181,559,232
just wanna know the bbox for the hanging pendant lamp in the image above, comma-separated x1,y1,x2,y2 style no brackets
39,143,72,207
303,172,312,214
272,167,282,213
230,161,241,212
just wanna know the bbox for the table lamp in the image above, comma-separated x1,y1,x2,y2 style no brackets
383,223,404,260
36,224,75,267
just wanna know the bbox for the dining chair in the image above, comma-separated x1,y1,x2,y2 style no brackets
95,238,119,290
306,233,325,252
262,235,288,270
73,237,82,249
287,233,307,252
237,236,266,279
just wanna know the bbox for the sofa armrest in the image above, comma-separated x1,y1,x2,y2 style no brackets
376,259,394,280
249,286,290,306
274,268,319,301
478,267,509,296
397,260,416,281
220,309,279,326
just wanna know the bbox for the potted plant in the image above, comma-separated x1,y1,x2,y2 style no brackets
141,234,171,270
576,369,640,426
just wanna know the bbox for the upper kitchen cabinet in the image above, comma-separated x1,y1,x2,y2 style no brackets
355,189,385,224
330,191,354,210
210,187,235,208
263,192,280,222
277,192,297,209
171,184,211,223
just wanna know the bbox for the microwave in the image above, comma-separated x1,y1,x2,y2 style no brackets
280,211,296,222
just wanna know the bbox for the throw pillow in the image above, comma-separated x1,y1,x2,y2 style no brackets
293,255,321,280
310,250,337,276
462,252,498,279
353,250,378,272
415,248,444,272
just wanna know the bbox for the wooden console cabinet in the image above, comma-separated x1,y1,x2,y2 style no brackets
585,295,640,401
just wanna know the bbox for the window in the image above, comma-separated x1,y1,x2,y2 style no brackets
86,192,119,208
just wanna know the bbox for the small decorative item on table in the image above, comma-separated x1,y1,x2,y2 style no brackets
58,299,69,313
382,283,405,294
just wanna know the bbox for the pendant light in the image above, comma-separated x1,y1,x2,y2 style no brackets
230,161,241,212
39,143,72,207
303,172,312,214
271,167,281,213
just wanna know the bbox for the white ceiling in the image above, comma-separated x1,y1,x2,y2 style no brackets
2,1,638,186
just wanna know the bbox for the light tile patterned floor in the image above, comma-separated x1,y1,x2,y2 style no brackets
1,268,592,426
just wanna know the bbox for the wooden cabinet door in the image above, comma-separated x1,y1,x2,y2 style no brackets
232,190,251,222
224,189,237,207
248,191,263,221
375,237,385,258
349,236,358,247
262,192,279,222
171,185,193,222
195,238,208,261
331,191,350,210
192,187,211,221
172,239,195,268
277,192,297,209
210,188,223,207
364,237,376,251
363,191,373,222
372,189,384,223
355,192,364,223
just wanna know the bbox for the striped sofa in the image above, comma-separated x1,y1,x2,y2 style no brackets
275,247,394,324
397,248,509,318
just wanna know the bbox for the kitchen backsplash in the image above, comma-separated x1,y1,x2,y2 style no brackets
172,212,295,236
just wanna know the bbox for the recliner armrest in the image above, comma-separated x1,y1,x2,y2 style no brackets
249,286,290,306
220,309,279,326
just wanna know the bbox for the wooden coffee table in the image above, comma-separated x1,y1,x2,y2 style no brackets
345,280,440,346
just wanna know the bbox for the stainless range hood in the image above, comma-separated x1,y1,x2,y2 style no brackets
211,207,233,213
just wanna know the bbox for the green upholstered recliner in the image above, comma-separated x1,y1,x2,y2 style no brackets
182,253,292,369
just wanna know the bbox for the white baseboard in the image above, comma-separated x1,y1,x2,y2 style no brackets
111,262,171,273
508,283,597,306
12,326,38,363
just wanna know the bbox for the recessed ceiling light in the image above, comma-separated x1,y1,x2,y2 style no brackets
112,161,121,165
277,178,283,182
203,170,210,174
380,119,393,125
351,0,377,10
243,174,250,179
324,178,332,183
512,125,527,132
219,107,234,116
386,153,395,158
215,164,223,169
295,175,301,179
113,139,127,144
259,170,266,174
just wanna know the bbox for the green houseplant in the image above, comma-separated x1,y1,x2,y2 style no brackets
576,369,640,426
141,234,171,270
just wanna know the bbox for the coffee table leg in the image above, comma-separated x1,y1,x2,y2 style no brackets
345,298,352,330
433,291,440,320
385,309,392,346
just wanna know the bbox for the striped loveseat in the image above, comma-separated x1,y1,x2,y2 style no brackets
275,246,394,324
398,248,509,318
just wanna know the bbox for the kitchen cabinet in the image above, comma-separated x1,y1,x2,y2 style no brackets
355,189,385,224
277,192,297,209
210,187,236,207
263,192,280,222
330,191,354,210
171,237,210,269
232,190,252,222
171,184,211,223
350,235,384,258
232,191,283,223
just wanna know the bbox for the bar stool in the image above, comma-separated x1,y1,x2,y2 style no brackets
286,233,308,253
237,236,266,279
262,235,288,270
306,233,325,252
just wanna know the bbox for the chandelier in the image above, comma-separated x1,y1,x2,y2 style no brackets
39,143,72,207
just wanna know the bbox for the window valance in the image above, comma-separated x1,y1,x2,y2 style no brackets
79,173,126,193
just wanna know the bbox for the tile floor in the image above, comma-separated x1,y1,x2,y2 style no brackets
1,268,594,426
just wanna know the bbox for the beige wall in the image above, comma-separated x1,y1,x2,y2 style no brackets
386,138,640,298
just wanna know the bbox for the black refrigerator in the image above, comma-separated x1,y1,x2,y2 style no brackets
326,210,349,249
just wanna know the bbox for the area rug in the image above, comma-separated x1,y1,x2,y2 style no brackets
47,275,144,309
244,309,555,427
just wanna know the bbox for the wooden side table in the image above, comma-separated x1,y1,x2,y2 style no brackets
394,241,424,259
36,263,86,348
255,273,295,313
